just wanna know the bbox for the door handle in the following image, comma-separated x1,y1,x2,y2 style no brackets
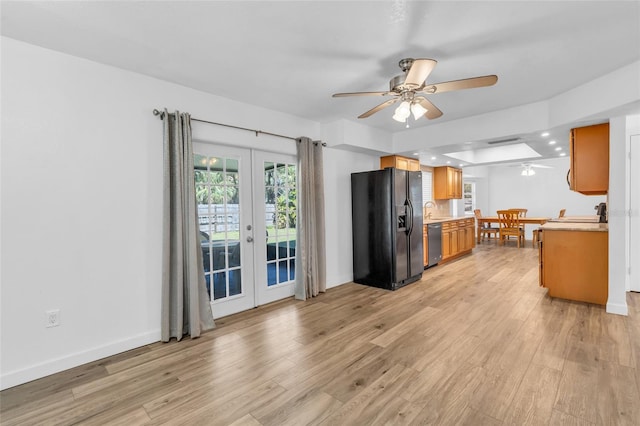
246,236,254,243
407,199,414,235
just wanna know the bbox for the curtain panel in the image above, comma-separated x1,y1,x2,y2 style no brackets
294,137,326,300
161,109,215,341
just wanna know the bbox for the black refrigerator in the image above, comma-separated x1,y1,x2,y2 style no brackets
351,168,423,290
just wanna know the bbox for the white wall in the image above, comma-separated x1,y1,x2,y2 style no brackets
2,35,635,389
607,115,639,314
0,37,376,389
323,149,378,287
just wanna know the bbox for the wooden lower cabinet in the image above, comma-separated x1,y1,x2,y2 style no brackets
441,218,475,262
540,229,608,305
442,222,456,260
423,225,429,267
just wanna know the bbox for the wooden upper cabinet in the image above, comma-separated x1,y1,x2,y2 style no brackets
569,123,609,195
433,166,462,199
380,155,420,171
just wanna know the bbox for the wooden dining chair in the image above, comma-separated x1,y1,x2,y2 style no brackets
474,209,498,241
504,208,527,241
497,210,525,248
509,208,528,217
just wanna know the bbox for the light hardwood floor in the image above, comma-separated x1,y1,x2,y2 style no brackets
2,241,639,425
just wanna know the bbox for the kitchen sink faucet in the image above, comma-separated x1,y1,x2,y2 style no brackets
424,200,435,219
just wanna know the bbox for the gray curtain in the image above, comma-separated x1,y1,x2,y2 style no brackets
294,137,326,300
161,109,215,341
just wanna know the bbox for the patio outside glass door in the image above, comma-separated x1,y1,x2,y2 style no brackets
194,144,297,318
253,151,297,306
194,144,254,318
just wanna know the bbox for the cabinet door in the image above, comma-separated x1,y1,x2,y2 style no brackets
423,226,429,267
542,230,608,304
408,158,420,171
450,229,459,255
569,123,609,195
538,233,544,287
442,228,451,259
457,226,466,252
396,157,410,170
448,168,455,198
434,166,463,200
467,223,475,249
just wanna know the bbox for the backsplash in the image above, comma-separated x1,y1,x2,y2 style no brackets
423,199,452,219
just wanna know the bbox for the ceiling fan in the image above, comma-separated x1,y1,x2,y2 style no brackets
515,162,553,176
332,58,498,122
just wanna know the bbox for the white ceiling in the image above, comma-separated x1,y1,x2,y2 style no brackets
2,1,639,166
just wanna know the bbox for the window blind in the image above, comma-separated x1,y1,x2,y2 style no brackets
422,170,433,204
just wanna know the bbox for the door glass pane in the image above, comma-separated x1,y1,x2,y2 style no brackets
264,161,296,287
196,154,243,301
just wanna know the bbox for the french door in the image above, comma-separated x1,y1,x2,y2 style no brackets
194,143,297,318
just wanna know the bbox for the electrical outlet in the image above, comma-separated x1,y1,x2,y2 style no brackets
46,309,60,328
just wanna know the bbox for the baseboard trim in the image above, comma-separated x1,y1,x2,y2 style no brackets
0,329,160,391
606,301,628,316
326,275,353,289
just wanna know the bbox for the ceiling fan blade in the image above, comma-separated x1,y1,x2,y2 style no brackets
404,59,437,88
415,97,443,120
530,164,553,169
332,91,393,97
422,75,498,94
358,98,400,119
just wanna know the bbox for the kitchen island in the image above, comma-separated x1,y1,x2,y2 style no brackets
539,221,608,305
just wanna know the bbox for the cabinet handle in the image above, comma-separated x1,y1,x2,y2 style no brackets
566,169,571,188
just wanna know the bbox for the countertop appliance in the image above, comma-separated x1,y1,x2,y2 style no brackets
426,223,442,267
351,168,423,290
595,202,607,223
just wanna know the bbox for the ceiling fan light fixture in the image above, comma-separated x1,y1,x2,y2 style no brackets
392,111,405,122
410,102,428,120
393,101,411,122
333,57,496,121
521,167,535,176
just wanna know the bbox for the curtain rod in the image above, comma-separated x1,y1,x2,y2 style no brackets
152,109,326,146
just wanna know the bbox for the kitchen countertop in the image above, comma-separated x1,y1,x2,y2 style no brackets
548,215,601,223
423,217,467,224
541,222,608,232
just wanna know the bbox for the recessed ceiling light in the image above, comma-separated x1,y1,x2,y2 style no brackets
541,132,550,137
555,147,562,151
559,152,566,156
413,152,419,156
459,164,464,167
446,161,451,164
431,156,436,160
548,140,556,145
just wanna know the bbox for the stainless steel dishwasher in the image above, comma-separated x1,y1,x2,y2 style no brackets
426,223,442,267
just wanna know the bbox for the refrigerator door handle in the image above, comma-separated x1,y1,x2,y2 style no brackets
406,198,414,235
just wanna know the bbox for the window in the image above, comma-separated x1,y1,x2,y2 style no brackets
463,181,476,215
422,169,433,205
264,162,297,286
